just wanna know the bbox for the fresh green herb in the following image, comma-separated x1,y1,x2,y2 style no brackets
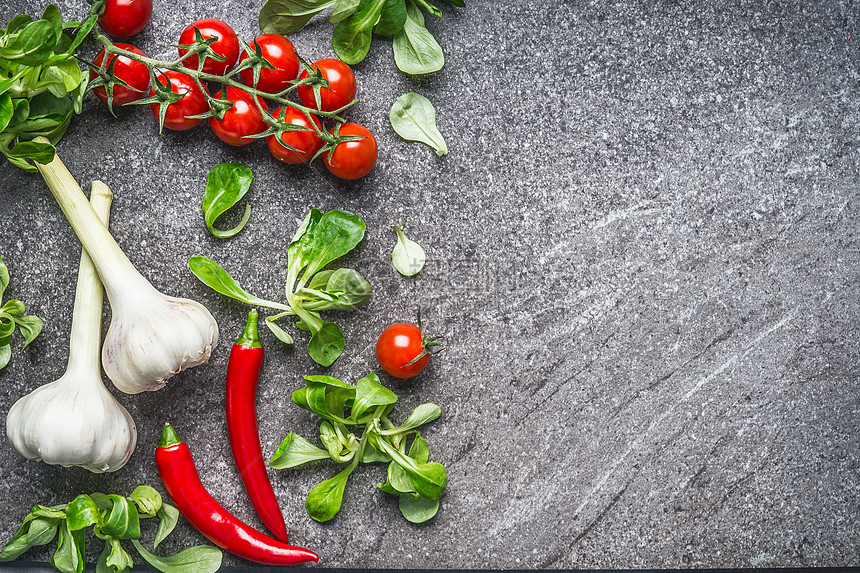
390,221,426,276
0,487,222,573
333,0,387,65
270,372,446,523
392,1,445,75
331,0,362,23
259,0,336,35
259,0,462,74
0,254,43,370
201,162,253,239
189,208,372,366
0,3,101,172
390,92,447,156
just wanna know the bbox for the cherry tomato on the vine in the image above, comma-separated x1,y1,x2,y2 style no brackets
89,43,150,106
149,71,210,132
297,58,356,113
323,123,377,180
97,0,152,37
239,34,299,94
209,87,269,147
266,107,323,164
178,19,240,76
376,321,440,379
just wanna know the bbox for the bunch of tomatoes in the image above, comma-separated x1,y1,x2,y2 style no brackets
90,0,378,180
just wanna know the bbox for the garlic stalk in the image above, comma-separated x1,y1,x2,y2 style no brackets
6,182,137,472
33,140,219,393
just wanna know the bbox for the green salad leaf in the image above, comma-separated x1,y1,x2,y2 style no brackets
272,373,446,523
390,92,448,156
201,162,253,238
0,487,221,573
189,208,371,366
0,254,43,370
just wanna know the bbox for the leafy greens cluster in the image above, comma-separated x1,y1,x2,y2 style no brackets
189,208,371,366
0,255,43,370
0,485,222,573
270,372,447,523
0,3,100,172
259,0,464,75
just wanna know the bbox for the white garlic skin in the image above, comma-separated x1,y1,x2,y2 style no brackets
6,372,137,473
102,294,219,394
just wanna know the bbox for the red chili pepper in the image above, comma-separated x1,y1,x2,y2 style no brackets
155,423,319,566
226,310,289,542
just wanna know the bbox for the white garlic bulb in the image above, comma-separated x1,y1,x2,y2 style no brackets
34,141,219,395
6,181,137,472
102,291,218,393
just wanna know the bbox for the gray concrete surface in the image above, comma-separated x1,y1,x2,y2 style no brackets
0,0,858,569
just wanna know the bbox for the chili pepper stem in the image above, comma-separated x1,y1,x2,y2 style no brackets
160,423,182,448
236,309,263,349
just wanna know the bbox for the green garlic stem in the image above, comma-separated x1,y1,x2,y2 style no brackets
66,181,112,374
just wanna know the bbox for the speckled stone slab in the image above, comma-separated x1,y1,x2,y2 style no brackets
0,0,858,569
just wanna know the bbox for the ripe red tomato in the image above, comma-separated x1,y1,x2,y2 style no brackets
297,59,356,112
209,87,268,147
89,43,149,106
239,34,299,94
266,107,323,164
97,0,152,37
323,123,377,180
376,323,431,379
178,19,239,76
149,71,210,132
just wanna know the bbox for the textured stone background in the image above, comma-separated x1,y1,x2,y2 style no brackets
0,0,858,569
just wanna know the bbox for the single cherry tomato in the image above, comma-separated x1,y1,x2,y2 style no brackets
97,0,152,37
266,107,323,164
149,71,210,132
239,34,299,94
178,19,240,76
297,58,357,112
209,86,269,147
89,43,150,106
376,314,442,379
323,123,378,180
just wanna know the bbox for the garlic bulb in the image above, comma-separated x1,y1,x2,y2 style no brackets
34,139,219,394
6,181,137,472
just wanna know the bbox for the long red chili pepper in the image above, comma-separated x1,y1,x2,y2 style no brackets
155,423,319,566
226,309,289,542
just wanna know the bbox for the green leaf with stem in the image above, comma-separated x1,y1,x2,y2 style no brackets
0,513,60,561
271,431,332,469
390,220,427,276
390,92,448,156
130,486,162,518
332,0,387,65
378,403,441,435
413,0,443,17
264,313,295,344
375,0,408,35
305,432,367,521
259,0,336,35
399,493,439,523
188,256,292,311
331,0,361,22
65,495,101,531
131,539,223,573
153,504,179,549
392,1,445,74
202,163,253,238
101,495,140,540
372,433,447,501
351,373,398,422
51,521,85,573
